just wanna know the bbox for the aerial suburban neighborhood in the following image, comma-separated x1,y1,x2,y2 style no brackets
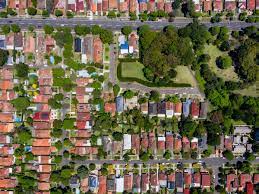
0,0,258,194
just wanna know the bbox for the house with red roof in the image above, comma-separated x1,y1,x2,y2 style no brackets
246,182,254,194
0,156,14,166
192,172,201,188
166,133,174,151
159,172,167,188
239,174,252,191
67,0,76,12
0,123,14,134
141,173,149,192
164,2,173,13
225,0,236,11
203,0,212,12
38,182,50,191
104,102,116,115
174,136,182,153
182,137,190,152
131,134,140,155
119,1,128,12
201,173,211,190
149,132,157,154
191,137,198,150
141,133,149,150
133,174,141,193
108,0,118,10
254,174,259,184
157,1,165,11
224,136,233,150
0,178,16,189
76,0,84,12
32,147,51,156
93,37,103,64
150,172,159,192
98,175,106,194
0,113,13,123
213,0,223,11
184,188,190,194
129,0,137,12
184,172,192,188
157,135,165,153
191,101,199,119
147,1,156,12
139,2,147,12
247,0,256,10
174,102,182,116
124,174,133,191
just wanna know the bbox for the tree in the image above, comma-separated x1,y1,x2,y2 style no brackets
0,11,8,18
0,49,9,66
112,132,123,141
219,41,230,51
54,141,63,151
100,168,108,175
123,90,134,99
11,24,20,33
28,25,35,32
216,56,232,69
55,9,63,17
99,29,113,44
42,9,50,17
27,7,37,16
7,8,17,16
66,11,73,18
15,63,29,78
244,152,255,161
140,151,150,162
209,26,220,36
123,153,130,162
149,90,160,102
89,163,96,171
107,11,116,19
77,165,88,178
129,12,137,20
11,97,30,112
239,12,247,21
1,25,10,34
44,25,54,34
74,25,91,36
17,128,32,144
113,84,120,96
181,0,195,17
121,26,132,37
173,0,182,9
223,150,234,160
164,150,172,159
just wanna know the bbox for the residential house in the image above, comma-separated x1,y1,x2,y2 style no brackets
174,136,182,153
98,175,107,193
141,173,149,192
184,172,192,188
192,172,201,188
89,175,99,192
201,173,211,190
123,134,131,150
191,100,199,119
24,33,36,53
159,172,167,188
74,37,82,52
157,101,166,117
107,176,115,192
131,134,140,155
167,173,175,191
182,137,190,152
116,96,124,113
203,0,212,12
140,102,148,114
82,36,93,63
239,174,252,191
14,32,23,50
115,176,124,193
199,101,208,119
183,99,191,118
93,37,103,63
148,102,157,116
0,0,6,9
247,0,256,10
166,133,174,151
157,135,165,154
165,101,174,117
124,174,133,191
225,0,236,11
175,172,183,192
104,102,116,115
37,0,46,9
132,174,141,193
67,0,76,12
213,0,223,11
226,174,239,192
124,96,138,110
174,102,182,116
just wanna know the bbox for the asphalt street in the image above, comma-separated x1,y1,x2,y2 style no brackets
0,18,258,30
75,157,259,166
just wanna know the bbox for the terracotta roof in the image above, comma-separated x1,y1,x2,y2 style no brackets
76,77,93,87
104,103,116,115
93,37,103,64
0,168,11,178
129,0,137,12
166,134,174,150
224,136,233,150
33,95,51,104
0,179,16,188
98,176,107,194
108,0,118,9
33,112,50,121
150,173,158,186
247,0,256,10
0,156,13,166
184,188,190,194
254,174,259,184
139,2,147,12
40,86,52,95
201,173,211,188
164,2,173,13
240,174,252,188
184,172,192,187
77,112,91,121
131,134,140,154
0,123,14,133
38,156,51,164
33,139,51,147
182,137,190,151
174,138,182,152
33,122,51,130
24,34,35,53
0,145,13,155
157,2,164,10
0,80,13,90
193,172,201,184
174,102,182,114
124,174,133,191
102,0,108,12
119,2,128,12
0,113,13,122
39,173,50,182
76,0,84,12
32,147,51,156
225,1,236,11
8,0,16,8
141,173,149,192
246,182,254,194
39,165,51,173
141,133,149,150
147,1,155,12
191,101,199,117
0,68,13,79
77,130,91,138
38,182,50,191
168,173,175,181
226,174,238,192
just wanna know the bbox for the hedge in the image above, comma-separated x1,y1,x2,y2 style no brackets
117,62,191,87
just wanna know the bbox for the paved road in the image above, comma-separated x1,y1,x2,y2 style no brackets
75,157,259,166
120,82,202,96
0,18,258,30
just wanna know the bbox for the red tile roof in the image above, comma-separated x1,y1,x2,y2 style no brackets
0,156,13,166
131,134,140,154
164,2,173,13
98,175,106,194
225,1,236,11
174,102,182,114
184,173,192,187
168,173,175,181
147,2,155,12
0,80,13,90
119,2,128,12
0,168,11,178
191,101,199,117
77,112,91,121
0,123,14,133
141,173,149,192
157,2,164,10
0,68,13,79
247,0,256,10
246,182,254,194
32,147,51,156
93,37,103,64
226,174,238,192
104,102,116,115
39,173,50,182
0,113,13,122
139,2,147,12
77,130,91,138
174,138,182,152
166,134,174,150
39,164,51,173
193,172,201,185
33,112,50,121
33,122,51,130
124,174,133,191
201,173,211,188
0,179,16,188
150,173,158,186
108,0,118,9
33,139,51,147
254,174,259,184
102,0,108,12
184,188,190,194
224,137,233,150
38,182,50,191
240,174,252,189
76,0,84,12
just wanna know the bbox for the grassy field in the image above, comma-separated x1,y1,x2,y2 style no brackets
233,84,258,97
104,44,110,62
121,61,148,81
173,66,197,87
204,44,239,82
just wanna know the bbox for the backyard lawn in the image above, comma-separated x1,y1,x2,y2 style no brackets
121,61,148,81
104,44,110,62
173,66,197,87
204,44,239,82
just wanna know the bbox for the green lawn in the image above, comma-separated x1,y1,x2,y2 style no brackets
233,84,258,97
104,44,110,62
121,62,148,81
204,44,239,82
173,66,197,87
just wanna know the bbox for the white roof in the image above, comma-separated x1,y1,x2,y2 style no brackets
234,126,252,135
191,137,198,143
233,145,246,154
158,136,165,141
123,134,131,150
118,35,126,45
116,177,124,192
68,0,76,4
129,46,134,54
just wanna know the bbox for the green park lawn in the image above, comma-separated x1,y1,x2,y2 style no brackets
121,61,148,81
204,44,239,82
173,66,197,87
104,44,110,62
233,84,258,97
